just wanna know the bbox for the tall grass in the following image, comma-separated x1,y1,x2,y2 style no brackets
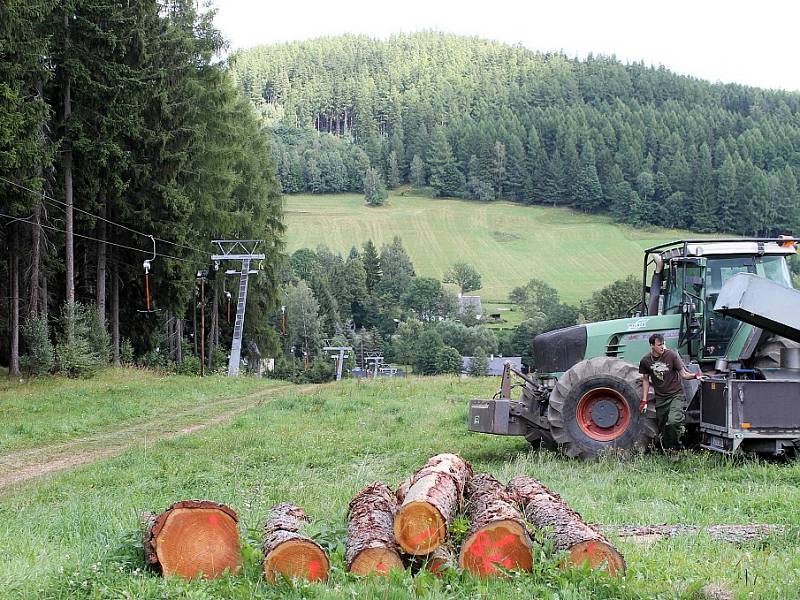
0,375,797,598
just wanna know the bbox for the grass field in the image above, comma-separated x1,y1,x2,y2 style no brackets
284,191,692,304
1,369,798,599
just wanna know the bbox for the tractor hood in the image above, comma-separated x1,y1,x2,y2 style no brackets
534,325,587,374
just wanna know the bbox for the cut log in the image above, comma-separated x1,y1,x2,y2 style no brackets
508,475,625,575
143,500,241,579
346,482,404,576
407,544,456,576
459,473,533,577
393,453,473,555
262,503,329,583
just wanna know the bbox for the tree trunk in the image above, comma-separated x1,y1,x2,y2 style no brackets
175,317,182,364
346,482,404,575
393,453,472,555
458,473,532,577
207,286,218,369
40,262,48,325
9,224,21,378
262,503,329,582
28,79,45,316
111,263,120,366
143,500,241,579
28,198,42,316
63,13,74,306
507,475,626,576
96,197,106,325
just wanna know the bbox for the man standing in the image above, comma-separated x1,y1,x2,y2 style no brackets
639,333,703,450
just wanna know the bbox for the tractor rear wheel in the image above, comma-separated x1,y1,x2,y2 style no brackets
546,357,657,459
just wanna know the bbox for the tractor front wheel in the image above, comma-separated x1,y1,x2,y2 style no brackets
547,357,657,459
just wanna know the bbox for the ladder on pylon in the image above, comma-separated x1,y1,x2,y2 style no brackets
211,241,265,377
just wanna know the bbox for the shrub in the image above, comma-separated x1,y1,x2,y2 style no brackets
54,302,103,378
20,312,54,376
120,338,134,365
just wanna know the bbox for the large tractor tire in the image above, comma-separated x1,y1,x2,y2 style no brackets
753,335,800,369
546,357,658,459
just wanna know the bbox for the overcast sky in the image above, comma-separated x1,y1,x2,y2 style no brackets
210,0,800,92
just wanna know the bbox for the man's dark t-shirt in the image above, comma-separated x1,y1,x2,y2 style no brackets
639,348,685,400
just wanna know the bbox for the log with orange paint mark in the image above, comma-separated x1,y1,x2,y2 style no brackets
393,453,473,556
458,473,533,577
346,482,405,576
507,475,626,575
143,500,241,579
262,503,330,583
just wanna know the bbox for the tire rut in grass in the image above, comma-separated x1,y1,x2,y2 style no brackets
0,383,317,492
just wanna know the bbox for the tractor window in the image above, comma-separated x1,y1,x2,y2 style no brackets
663,262,702,314
704,258,757,358
757,255,793,287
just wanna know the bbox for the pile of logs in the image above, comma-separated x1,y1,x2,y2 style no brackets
350,453,624,578
143,453,625,582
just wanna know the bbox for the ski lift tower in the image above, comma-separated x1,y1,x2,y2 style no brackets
211,240,265,377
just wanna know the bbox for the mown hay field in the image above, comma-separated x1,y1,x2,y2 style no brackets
1,370,798,599
284,192,692,303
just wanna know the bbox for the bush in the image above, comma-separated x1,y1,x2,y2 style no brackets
467,346,489,377
54,302,103,378
120,338,134,365
86,306,111,365
175,354,201,375
20,312,54,376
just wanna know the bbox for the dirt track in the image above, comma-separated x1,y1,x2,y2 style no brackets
0,384,317,493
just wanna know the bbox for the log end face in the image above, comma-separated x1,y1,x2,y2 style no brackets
264,539,330,583
155,508,241,579
349,547,404,576
394,501,446,555
568,540,626,576
458,520,533,578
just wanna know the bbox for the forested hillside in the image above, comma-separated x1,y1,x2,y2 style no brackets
0,1,283,375
231,33,800,235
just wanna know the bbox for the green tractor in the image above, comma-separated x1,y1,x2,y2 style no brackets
469,238,800,458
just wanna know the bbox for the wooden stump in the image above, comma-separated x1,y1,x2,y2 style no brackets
262,503,330,583
508,475,626,575
459,473,533,577
394,453,473,555
143,500,241,579
346,482,405,576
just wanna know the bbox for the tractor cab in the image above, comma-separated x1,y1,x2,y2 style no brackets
644,239,797,363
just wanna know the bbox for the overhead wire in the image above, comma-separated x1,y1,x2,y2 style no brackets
0,209,199,264
0,175,210,257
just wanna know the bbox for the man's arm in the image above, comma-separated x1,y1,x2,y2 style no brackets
640,376,649,413
680,367,704,380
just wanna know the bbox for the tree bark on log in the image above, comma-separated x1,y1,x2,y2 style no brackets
393,453,472,555
262,503,329,583
346,482,404,576
143,500,241,579
459,473,533,577
508,475,626,575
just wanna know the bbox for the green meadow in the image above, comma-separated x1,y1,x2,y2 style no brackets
1,371,797,599
284,192,691,303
